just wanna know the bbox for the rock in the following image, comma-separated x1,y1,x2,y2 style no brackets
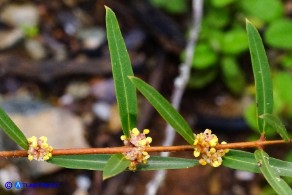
0,97,89,176
0,28,23,50
73,175,91,195
0,164,21,191
77,27,106,50
0,4,39,27
124,29,146,50
92,102,111,121
107,103,121,133
57,10,80,35
24,39,46,60
90,79,116,103
66,82,91,100
235,170,254,181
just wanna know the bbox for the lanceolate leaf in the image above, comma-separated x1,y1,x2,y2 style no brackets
105,7,137,137
103,154,130,180
246,20,273,134
49,155,198,172
254,150,292,195
260,113,290,142
48,154,111,170
223,150,292,177
0,108,28,149
223,150,260,173
129,76,194,145
138,156,198,170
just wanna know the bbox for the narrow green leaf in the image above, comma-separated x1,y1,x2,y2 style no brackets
223,150,260,173
223,150,292,177
254,150,292,195
246,20,273,134
103,154,130,180
0,108,28,149
138,156,198,170
129,76,194,144
260,114,290,142
49,155,198,172
105,7,137,137
48,154,111,170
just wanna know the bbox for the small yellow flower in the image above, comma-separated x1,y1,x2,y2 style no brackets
28,154,34,161
39,136,47,142
132,128,140,136
121,128,152,171
138,140,147,147
143,129,150,134
146,137,152,144
27,136,53,161
199,159,207,166
120,135,126,141
204,129,212,135
28,136,38,148
211,161,221,167
209,136,218,147
193,129,229,167
210,148,216,154
193,150,200,157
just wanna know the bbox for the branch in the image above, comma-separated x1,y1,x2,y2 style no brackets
0,139,290,158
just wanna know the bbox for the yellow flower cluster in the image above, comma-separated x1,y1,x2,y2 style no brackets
27,136,53,161
193,129,229,167
121,128,152,171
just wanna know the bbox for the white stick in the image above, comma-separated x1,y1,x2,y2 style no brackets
145,0,203,194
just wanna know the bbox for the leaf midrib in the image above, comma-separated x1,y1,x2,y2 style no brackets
108,12,132,134
137,79,194,144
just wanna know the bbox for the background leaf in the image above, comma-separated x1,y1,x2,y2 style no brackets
254,150,292,195
259,114,290,142
223,150,292,177
0,108,28,149
138,156,198,170
191,43,217,69
105,7,137,137
265,19,292,49
130,76,194,144
220,27,248,55
211,0,235,7
48,154,111,170
221,56,245,95
188,69,218,89
103,154,130,180
273,72,292,116
246,20,273,134
240,0,283,23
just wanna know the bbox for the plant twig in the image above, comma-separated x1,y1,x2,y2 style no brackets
0,139,290,158
145,0,203,194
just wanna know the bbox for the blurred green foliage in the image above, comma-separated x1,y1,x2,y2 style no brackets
149,0,292,135
21,24,39,38
265,19,292,49
149,0,188,13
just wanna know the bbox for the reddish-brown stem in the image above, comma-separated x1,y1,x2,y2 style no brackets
0,139,291,158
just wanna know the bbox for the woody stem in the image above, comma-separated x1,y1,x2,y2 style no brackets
0,139,290,158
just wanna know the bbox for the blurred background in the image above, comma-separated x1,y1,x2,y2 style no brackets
0,0,292,194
